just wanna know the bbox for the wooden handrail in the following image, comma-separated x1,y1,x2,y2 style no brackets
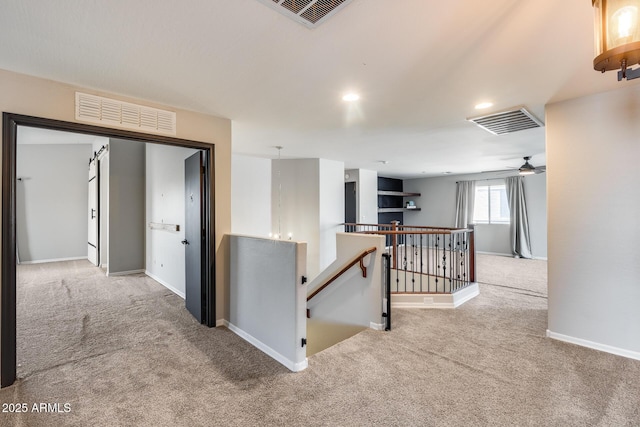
358,229,471,235
306,247,377,302
342,222,464,231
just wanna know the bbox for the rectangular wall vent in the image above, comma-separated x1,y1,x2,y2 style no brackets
75,92,176,135
257,0,352,28
467,107,543,136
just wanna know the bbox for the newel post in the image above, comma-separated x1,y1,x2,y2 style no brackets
468,223,476,283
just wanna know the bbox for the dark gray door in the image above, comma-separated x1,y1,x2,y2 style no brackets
184,152,204,322
345,182,356,223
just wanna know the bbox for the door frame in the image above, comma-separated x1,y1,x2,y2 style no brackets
1,112,217,388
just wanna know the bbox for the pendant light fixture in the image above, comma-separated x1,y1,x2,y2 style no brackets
593,0,640,80
268,146,293,240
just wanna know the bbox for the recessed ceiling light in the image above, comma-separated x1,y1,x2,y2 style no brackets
342,93,360,102
475,102,493,109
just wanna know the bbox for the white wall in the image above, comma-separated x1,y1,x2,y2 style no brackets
16,143,93,263
404,171,547,259
345,168,378,224
307,233,386,329
231,155,271,237
145,144,198,296
272,158,344,279
228,235,307,371
273,158,319,266
473,223,511,255
107,138,146,275
546,84,640,358
524,173,547,259
319,159,345,274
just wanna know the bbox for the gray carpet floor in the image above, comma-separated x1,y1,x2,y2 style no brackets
1,255,639,426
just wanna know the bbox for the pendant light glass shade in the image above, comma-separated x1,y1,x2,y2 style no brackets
593,0,640,72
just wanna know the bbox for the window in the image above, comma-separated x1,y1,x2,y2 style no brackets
473,184,510,224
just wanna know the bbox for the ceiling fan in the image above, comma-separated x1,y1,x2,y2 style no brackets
481,156,546,175
518,156,545,175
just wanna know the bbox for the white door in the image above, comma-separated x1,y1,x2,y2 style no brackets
88,158,99,266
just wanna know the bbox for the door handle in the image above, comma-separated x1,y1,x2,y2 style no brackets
91,208,96,219
181,239,189,245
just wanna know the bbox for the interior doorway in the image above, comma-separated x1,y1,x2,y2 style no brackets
344,182,356,223
2,113,216,388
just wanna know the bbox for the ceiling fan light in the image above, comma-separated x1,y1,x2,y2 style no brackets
593,0,640,78
518,158,536,175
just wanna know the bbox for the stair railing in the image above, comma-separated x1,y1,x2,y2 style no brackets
344,223,476,294
306,247,377,304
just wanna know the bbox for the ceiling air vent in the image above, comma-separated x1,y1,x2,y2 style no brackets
257,0,353,28
75,92,176,135
468,107,543,136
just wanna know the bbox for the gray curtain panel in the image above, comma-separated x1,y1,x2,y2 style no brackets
505,176,532,258
455,180,475,228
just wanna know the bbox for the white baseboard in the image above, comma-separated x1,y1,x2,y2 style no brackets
144,270,185,299
18,256,88,265
392,283,479,309
216,319,229,328
477,251,548,261
227,322,308,372
453,283,480,306
546,330,640,361
107,269,145,277
369,321,385,331
476,251,512,257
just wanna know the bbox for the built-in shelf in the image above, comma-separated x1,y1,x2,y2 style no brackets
378,208,422,213
377,191,421,197
377,177,421,223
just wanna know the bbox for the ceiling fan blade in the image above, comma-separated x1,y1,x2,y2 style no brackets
481,169,509,174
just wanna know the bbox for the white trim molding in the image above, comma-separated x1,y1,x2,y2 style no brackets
546,330,640,361
476,251,512,257
18,256,88,265
369,322,385,331
145,270,185,299
227,322,308,372
107,269,145,277
391,283,479,309
477,251,547,261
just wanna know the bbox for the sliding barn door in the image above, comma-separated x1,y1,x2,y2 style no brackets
88,158,99,266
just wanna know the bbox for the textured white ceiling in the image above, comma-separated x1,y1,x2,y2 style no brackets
1,0,638,177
